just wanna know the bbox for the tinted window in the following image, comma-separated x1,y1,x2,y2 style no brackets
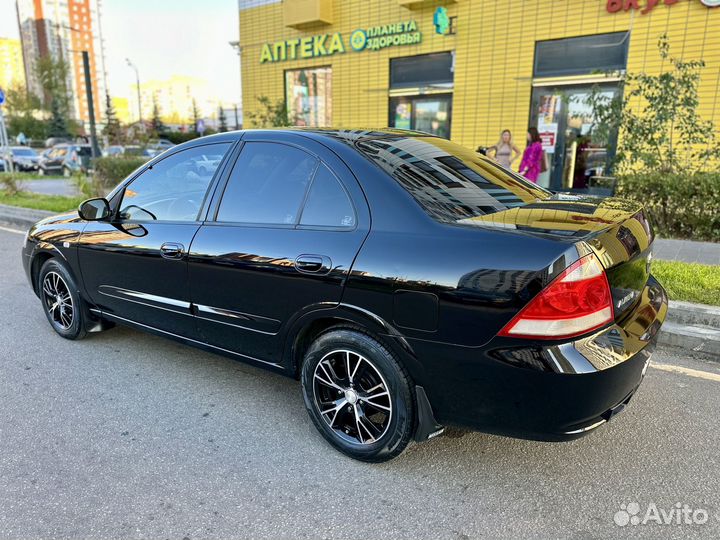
534,32,629,78
355,136,550,224
390,52,454,89
119,143,231,222
300,164,355,228
216,142,317,225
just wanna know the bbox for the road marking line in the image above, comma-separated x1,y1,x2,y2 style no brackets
650,362,720,382
0,225,24,235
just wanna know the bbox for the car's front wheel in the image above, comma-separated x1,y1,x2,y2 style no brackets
38,259,88,340
301,328,415,462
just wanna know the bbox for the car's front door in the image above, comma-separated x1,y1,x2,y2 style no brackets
77,142,233,337
187,136,369,365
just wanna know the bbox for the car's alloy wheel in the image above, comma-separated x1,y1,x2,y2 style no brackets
42,271,74,330
38,259,88,340
301,328,415,462
312,349,393,445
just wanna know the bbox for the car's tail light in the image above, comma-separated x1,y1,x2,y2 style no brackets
499,253,614,340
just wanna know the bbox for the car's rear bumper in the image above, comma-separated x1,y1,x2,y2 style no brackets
411,275,668,440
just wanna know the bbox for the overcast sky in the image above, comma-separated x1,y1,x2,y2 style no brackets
0,0,241,104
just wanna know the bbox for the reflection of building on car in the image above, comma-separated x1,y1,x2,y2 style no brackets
38,144,92,176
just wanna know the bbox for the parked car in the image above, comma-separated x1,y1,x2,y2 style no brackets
4,146,41,172
22,129,667,462
191,152,224,175
102,145,125,157
44,136,72,148
38,144,92,176
122,145,155,161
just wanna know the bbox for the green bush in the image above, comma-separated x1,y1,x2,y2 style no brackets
164,131,201,145
92,156,147,191
616,173,720,241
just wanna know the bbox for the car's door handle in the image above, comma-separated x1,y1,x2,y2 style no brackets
160,242,185,259
294,254,331,274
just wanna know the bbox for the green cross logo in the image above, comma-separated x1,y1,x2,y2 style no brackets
433,7,450,35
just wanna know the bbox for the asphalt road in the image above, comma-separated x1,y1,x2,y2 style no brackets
21,179,80,197
1,226,719,540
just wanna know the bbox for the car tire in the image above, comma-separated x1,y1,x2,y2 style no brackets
38,258,88,340
301,328,416,462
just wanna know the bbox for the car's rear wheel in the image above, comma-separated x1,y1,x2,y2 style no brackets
38,259,88,340
301,328,415,462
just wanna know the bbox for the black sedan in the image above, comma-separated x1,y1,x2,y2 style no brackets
21,129,667,462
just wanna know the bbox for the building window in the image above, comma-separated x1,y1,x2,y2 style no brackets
534,32,629,78
285,66,332,127
390,52,453,90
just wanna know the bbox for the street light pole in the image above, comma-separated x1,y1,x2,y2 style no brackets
126,58,143,131
82,51,101,159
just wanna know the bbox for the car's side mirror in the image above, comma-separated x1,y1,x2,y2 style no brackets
78,197,111,221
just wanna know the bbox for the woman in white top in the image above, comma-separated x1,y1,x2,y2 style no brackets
488,129,521,169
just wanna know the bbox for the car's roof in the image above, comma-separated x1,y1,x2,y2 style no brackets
184,127,435,146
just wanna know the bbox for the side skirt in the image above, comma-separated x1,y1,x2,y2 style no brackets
90,308,286,374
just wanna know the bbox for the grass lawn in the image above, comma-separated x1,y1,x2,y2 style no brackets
653,260,720,306
0,190,84,213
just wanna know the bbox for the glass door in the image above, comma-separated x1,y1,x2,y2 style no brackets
390,94,452,138
530,84,619,191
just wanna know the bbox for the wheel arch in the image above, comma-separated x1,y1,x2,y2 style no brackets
283,303,426,385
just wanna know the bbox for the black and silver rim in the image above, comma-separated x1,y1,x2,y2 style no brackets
42,271,74,330
312,349,392,445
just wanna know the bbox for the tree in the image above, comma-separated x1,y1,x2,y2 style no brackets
35,56,71,115
48,98,69,138
582,34,720,175
3,84,48,141
150,95,166,136
190,98,200,134
102,93,123,144
247,95,292,128
218,105,228,132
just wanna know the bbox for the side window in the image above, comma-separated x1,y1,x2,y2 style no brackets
216,142,317,225
119,143,231,222
299,164,355,228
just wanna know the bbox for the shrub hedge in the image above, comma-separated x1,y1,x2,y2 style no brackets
615,173,720,242
92,156,148,191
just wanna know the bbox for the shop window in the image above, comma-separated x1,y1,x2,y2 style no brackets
390,52,453,89
534,32,629,78
285,66,332,127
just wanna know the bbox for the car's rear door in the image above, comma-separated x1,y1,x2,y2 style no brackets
77,142,234,337
187,133,370,365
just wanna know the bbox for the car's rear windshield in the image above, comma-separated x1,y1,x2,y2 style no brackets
355,136,551,223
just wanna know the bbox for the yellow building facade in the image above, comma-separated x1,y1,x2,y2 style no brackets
0,37,26,92
239,0,720,189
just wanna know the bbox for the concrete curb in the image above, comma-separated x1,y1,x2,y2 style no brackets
659,301,720,359
0,203,54,231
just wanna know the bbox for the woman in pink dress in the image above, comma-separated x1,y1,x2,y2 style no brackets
519,127,543,183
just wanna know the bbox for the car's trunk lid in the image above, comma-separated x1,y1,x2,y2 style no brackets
459,194,655,319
